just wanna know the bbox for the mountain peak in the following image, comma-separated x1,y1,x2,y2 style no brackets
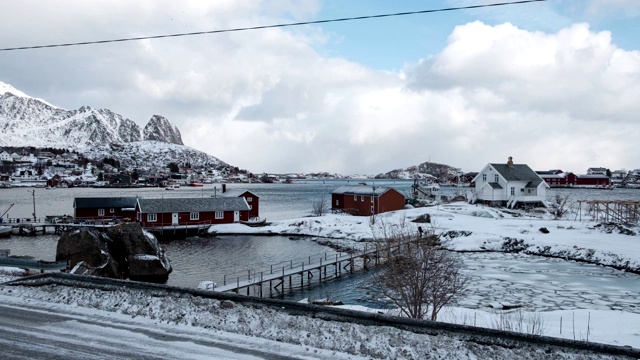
143,115,183,145
0,81,59,108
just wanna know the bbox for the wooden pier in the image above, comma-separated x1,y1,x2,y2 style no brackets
576,200,640,224
211,241,411,298
1,217,119,236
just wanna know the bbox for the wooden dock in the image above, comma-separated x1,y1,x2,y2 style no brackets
211,241,410,298
1,217,119,236
576,200,640,224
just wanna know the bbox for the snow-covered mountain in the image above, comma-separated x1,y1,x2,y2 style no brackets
143,115,183,145
78,141,225,169
0,81,227,169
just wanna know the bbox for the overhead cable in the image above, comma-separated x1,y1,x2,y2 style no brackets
0,0,547,52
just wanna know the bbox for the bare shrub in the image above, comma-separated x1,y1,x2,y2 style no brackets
373,227,467,321
491,310,547,336
550,194,571,219
311,195,328,216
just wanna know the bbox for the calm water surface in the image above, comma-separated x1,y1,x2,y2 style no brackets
1,182,639,312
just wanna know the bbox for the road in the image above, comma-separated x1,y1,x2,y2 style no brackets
0,298,342,360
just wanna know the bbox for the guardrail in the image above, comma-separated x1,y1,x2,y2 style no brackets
0,257,68,272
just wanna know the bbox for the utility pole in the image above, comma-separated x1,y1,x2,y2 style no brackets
31,189,36,220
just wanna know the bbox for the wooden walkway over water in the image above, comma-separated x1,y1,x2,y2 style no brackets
210,241,410,298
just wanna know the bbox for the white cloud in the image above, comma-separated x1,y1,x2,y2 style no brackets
1,2,638,174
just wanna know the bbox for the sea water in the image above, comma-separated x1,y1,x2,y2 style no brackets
1,182,639,312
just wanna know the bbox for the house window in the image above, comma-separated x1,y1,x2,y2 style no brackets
247,197,252,202
248,205,253,210
110,208,115,213
361,196,364,202
510,187,515,195
190,212,199,220
482,174,487,182
354,195,357,201
147,213,157,222
98,209,104,216
494,174,499,183
371,196,374,203
215,211,224,219
336,200,339,206
370,206,375,214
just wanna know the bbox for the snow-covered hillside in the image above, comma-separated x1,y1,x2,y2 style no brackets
0,81,227,169
78,141,227,169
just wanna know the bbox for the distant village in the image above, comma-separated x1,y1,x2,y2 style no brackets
1,148,640,190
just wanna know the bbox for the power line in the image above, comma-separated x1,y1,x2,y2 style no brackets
0,0,547,52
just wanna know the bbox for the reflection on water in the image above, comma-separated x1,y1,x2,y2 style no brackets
162,235,332,288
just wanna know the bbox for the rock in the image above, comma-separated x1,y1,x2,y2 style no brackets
56,223,172,283
56,227,120,278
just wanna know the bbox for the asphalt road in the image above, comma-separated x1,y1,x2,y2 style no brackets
0,301,321,360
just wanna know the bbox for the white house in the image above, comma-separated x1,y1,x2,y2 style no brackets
0,151,12,162
472,157,548,209
587,167,608,175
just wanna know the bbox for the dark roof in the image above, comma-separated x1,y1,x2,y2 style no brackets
491,164,544,188
488,182,503,189
219,189,259,198
74,197,138,209
137,197,250,213
332,185,401,197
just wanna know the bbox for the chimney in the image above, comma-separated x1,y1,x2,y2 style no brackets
222,184,227,193
507,156,513,167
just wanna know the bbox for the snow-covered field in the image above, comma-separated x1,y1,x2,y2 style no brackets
2,202,639,357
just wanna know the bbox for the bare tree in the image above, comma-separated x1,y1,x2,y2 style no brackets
373,228,467,321
550,194,571,219
311,195,328,216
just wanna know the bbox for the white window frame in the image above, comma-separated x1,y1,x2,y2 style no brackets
494,174,499,183
215,211,224,219
190,212,199,220
147,213,157,222
110,208,115,213
370,206,374,214
354,195,357,201
246,196,252,202
98,209,105,217
335,200,339,206
248,205,253,210
482,174,487,182
371,196,374,203
360,195,364,202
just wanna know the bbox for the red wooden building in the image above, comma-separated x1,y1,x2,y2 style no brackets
331,185,406,216
74,197,138,221
135,197,250,231
218,185,260,219
538,171,578,188
575,174,611,187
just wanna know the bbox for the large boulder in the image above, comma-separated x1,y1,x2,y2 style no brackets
56,223,172,283
56,227,120,278
106,223,172,282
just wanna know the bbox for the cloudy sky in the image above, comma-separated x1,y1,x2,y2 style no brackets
1,0,638,175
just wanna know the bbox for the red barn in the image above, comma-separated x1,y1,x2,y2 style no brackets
136,197,250,231
538,172,578,188
331,185,406,216
74,197,138,221
576,174,611,187
218,185,260,220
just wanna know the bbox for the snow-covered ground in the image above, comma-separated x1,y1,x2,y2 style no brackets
2,202,639,357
